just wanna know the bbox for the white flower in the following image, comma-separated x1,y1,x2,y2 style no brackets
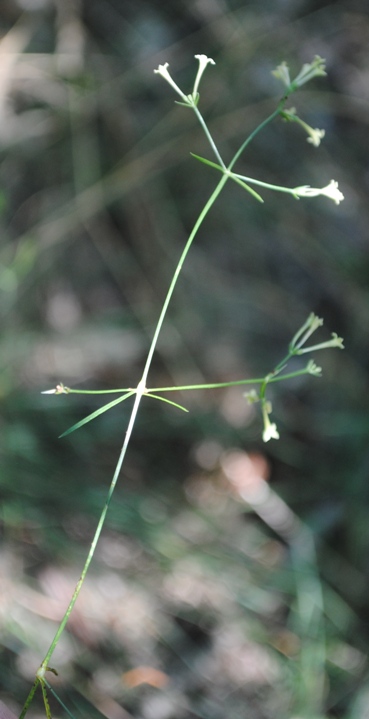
297,332,344,354
154,62,188,102
294,180,344,205
263,420,280,443
320,180,344,204
154,55,215,106
244,389,260,404
192,54,215,98
281,109,325,147
306,127,325,147
292,55,327,88
272,56,326,90
306,359,322,376
291,312,324,350
272,61,291,88
261,402,280,442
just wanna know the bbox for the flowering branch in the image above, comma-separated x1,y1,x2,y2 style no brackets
281,107,325,147
250,314,344,442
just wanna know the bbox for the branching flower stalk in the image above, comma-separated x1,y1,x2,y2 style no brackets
248,312,344,442
20,55,344,718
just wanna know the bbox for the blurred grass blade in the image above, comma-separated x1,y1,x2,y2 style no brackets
59,391,135,438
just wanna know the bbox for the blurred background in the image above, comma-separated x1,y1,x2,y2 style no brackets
1,0,369,717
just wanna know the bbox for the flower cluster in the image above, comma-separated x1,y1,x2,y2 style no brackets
254,314,344,442
154,54,215,106
272,56,327,91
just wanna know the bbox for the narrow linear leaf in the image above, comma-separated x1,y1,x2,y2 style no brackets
59,391,135,438
145,393,189,412
230,175,264,202
174,100,192,107
190,154,263,202
190,153,224,172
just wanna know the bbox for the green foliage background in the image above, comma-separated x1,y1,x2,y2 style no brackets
1,1,369,717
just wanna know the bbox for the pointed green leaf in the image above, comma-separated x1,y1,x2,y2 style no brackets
59,391,135,438
145,393,189,412
230,175,264,202
190,153,224,173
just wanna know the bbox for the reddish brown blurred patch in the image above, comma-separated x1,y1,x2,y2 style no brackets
271,630,300,658
222,450,270,499
122,666,169,689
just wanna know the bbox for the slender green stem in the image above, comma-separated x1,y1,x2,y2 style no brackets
227,102,285,172
192,104,226,169
19,680,39,719
59,367,308,398
32,383,145,674
140,171,229,388
40,681,51,719
66,387,131,394
148,378,265,392
259,349,294,402
264,367,314,383
152,372,309,391
234,173,299,196
273,352,295,374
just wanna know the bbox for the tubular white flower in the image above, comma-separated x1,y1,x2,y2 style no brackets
292,312,324,349
261,402,280,442
297,333,345,354
244,389,260,404
272,56,326,90
294,180,344,205
281,109,325,147
292,56,327,88
306,359,322,376
192,54,215,98
154,62,188,102
306,127,325,147
263,419,280,443
320,180,344,204
272,61,291,88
